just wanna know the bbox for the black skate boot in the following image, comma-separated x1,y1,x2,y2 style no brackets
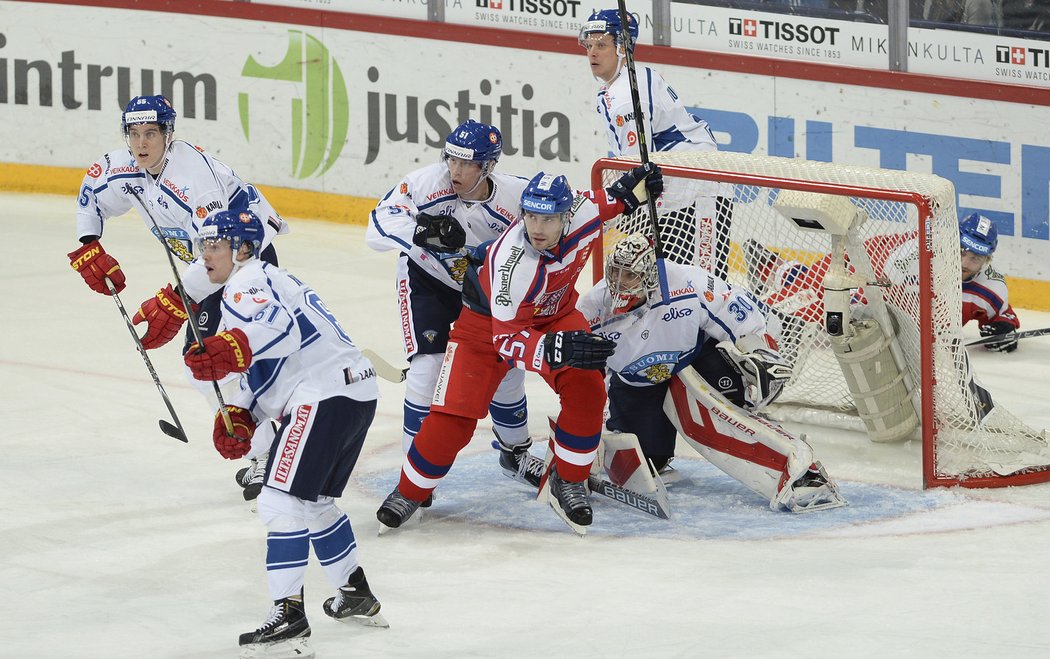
322,566,389,628
235,451,269,503
495,435,544,488
238,595,312,659
548,465,593,526
376,487,425,529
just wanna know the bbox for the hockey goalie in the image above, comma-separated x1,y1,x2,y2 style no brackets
577,233,847,513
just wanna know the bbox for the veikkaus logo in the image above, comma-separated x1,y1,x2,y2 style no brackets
239,30,348,179
476,0,583,17
728,17,839,45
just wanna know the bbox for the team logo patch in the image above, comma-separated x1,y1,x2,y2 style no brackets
240,212,252,223
400,182,409,195
87,163,102,178
234,292,242,303
423,330,438,344
704,291,715,302
489,131,499,144
615,116,625,127
196,207,208,219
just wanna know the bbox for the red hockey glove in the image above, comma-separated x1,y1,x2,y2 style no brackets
184,328,253,381
133,284,190,350
213,406,255,460
68,240,125,295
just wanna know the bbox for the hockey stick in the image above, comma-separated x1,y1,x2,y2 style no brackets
129,189,234,435
105,277,188,442
965,326,1050,347
587,475,671,520
616,0,670,302
361,349,408,383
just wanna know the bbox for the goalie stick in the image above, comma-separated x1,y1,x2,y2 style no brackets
616,0,670,303
129,188,234,435
490,439,670,520
362,349,408,383
965,326,1050,347
105,277,188,443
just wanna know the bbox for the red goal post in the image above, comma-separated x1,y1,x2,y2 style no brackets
591,153,1050,489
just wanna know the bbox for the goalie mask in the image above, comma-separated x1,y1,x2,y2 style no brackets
606,233,657,314
122,95,177,137
197,209,264,273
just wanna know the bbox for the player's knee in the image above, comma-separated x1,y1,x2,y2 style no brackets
405,353,442,402
302,496,342,528
257,487,306,530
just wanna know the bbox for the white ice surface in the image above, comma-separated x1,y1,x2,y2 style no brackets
3,192,1049,658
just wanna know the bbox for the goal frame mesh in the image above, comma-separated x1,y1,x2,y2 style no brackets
592,154,1050,489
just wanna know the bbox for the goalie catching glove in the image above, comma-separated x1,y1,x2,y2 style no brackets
717,334,792,409
413,212,467,252
184,328,253,381
133,284,191,350
979,321,1019,353
607,163,664,215
67,239,125,295
543,330,617,370
213,405,255,460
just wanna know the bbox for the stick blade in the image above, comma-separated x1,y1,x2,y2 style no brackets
159,419,189,443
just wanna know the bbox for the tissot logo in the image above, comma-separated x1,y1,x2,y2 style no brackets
728,18,757,37
476,0,583,17
996,44,1050,67
730,17,838,45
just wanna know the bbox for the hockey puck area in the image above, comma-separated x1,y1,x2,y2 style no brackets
354,451,1050,540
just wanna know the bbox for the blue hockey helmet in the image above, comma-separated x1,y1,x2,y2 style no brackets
521,172,574,217
579,9,639,52
444,120,502,167
197,209,264,259
122,95,177,135
959,213,997,256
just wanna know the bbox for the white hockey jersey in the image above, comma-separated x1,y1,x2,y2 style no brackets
75,140,288,301
578,261,771,386
596,65,717,157
366,162,527,290
219,260,379,420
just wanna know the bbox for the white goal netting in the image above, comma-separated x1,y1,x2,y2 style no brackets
595,151,1050,488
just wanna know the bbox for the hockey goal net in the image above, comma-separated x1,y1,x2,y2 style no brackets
593,152,1050,488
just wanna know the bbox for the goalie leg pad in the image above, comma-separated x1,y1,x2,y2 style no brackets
665,368,820,509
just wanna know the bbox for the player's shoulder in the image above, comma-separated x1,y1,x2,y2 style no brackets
222,263,274,312
401,163,452,198
84,149,140,180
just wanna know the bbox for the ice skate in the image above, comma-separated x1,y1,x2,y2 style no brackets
376,487,426,530
238,596,313,659
322,566,389,628
236,451,269,503
782,462,848,513
546,465,593,532
494,435,544,488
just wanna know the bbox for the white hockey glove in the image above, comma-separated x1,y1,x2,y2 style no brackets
717,334,792,409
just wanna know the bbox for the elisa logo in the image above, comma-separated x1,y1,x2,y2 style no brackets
240,30,348,179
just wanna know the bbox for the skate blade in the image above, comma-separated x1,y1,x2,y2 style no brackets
547,498,588,537
239,637,314,659
337,610,390,629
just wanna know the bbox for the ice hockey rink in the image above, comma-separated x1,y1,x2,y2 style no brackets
4,190,1050,658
